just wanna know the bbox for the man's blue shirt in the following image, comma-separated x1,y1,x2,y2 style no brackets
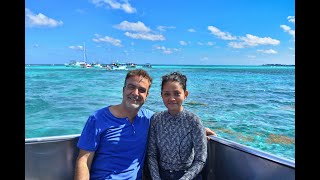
77,106,154,180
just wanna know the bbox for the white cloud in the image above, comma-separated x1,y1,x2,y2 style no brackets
75,9,86,14
228,42,245,49
208,25,280,49
257,49,278,54
197,41,214,46
115,21,165,41
25,8,63,28
288,16,295,24
69,45,84,51
179,41,188,46
280,25,295,37
154,45,178,54
247,55,256,59
207,42,214,46
241,34,280,46
124,32,165,41
188,28,196,32
114,21,150,32
200,56,209,61
208,26,237,40
229,34,280,48
93,34,122,47
278,16,295,41
91,0,136,14
157,25,176,31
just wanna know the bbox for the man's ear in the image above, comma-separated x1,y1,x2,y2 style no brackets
185,90,189,98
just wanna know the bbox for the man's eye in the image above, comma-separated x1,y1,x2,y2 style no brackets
127,85,135,89
138,88,146,93
128,86,135,90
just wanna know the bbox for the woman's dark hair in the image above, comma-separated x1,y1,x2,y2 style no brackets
161,72,187,92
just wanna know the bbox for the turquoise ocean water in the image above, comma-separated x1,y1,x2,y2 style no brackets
25,64,295,161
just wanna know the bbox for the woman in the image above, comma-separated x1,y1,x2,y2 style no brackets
147,72,207,180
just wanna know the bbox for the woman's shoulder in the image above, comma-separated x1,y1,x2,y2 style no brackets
183,109,199,118
150,111,167,125
183,109,201,123
151,111,165,119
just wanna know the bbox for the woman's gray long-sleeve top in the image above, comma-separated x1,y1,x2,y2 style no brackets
147,109,207,180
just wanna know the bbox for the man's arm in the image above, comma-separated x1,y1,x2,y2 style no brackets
74,149,95,180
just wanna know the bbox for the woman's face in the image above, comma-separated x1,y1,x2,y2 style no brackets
161,81,188,115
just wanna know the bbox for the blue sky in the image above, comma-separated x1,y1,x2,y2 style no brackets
25,0,295,65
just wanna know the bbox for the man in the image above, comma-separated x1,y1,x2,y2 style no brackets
74,69,216,180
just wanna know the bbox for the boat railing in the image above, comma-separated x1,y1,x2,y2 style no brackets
203,135,295,180
208,135,295,168
25,134,80,143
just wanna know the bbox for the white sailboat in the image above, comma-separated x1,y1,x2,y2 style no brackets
66,42,91,68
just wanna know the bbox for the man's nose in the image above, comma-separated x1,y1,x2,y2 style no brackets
132,88,139,95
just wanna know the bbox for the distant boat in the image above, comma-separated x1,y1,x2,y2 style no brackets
91,59,104,68
65,61,87,68
142,63,152,68
126,62,137,68
262,64,295,67
65,42,91,68
107,62,128,71
81,63,92,68
91,63,103,68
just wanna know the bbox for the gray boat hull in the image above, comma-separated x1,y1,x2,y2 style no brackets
25,134,295,180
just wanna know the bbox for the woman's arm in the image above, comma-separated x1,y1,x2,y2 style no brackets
180,118,207,180
205,127,217,139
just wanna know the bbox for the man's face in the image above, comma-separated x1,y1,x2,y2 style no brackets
123,75,150,110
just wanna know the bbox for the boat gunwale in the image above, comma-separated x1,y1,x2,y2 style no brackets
25,134,80,143
208,135,295,168
25,134,295,168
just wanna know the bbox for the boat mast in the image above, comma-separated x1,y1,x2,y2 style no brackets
83,42,87,62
